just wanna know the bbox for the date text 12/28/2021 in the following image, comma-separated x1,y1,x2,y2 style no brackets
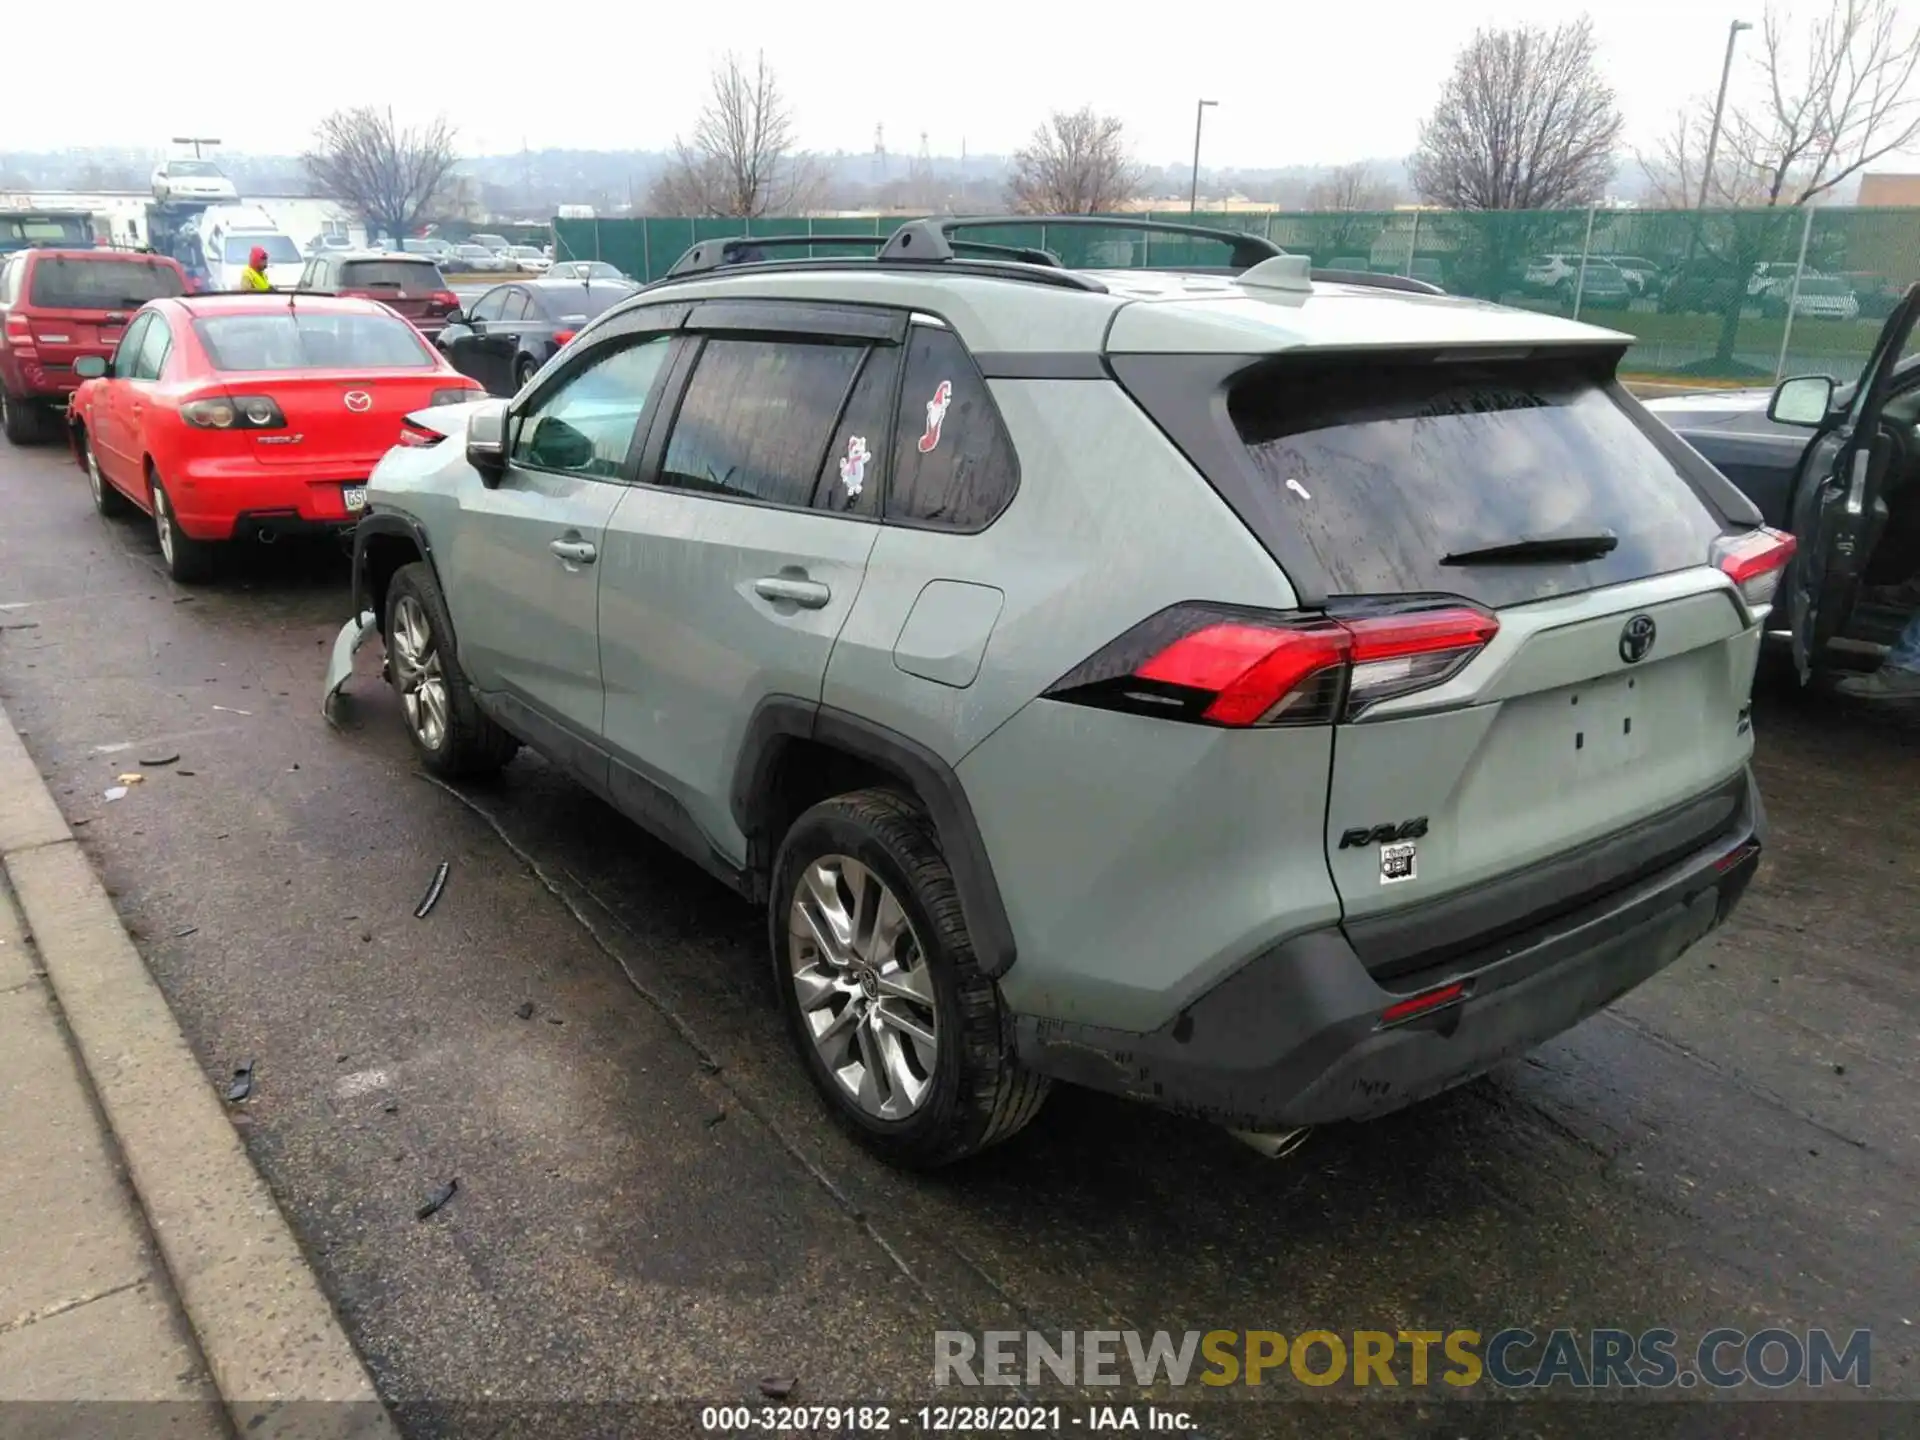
701,1405,1195,1432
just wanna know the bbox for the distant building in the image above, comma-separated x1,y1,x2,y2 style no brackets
1858,173,1920,207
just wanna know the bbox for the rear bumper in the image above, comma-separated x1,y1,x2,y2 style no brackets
168,455,370,539
1014,767,1765,1130
0,354,83,402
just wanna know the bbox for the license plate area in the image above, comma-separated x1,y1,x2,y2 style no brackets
1567,672,1649,772
342,484,368,513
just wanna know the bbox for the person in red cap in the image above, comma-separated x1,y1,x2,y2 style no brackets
238,245,272,292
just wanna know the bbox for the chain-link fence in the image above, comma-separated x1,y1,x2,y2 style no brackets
550,207,1919,384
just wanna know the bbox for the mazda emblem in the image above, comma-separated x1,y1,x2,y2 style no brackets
1619,614,1657,664
343,391,372,413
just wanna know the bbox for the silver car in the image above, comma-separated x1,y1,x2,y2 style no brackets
327,217,1780,1167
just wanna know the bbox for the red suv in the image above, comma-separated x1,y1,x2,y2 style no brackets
0,249,189,444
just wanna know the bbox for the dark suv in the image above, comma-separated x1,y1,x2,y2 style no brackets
295,251,461,339
0,248,188,444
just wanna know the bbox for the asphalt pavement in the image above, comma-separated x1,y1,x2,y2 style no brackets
0,433,1916,1437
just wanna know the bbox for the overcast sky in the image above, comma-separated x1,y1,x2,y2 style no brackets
10,0,1916,173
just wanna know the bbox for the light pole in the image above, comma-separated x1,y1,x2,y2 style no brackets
1189,100,1217,215
1697,20,1752,208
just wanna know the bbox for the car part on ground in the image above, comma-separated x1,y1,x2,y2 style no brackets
330,213,1783,1167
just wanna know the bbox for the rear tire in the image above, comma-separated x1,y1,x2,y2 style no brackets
1,389,46,445
515,356,539,392
82,429,130,517
384,561,519,779
150,474,217,583
771,789,1050,1168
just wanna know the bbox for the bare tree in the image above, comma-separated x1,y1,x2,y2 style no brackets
648,53,818,218
1410,18,1624,210
303,108,459,244
1642,0,1920,208
1006,108,1142,215
1305,162,1396,212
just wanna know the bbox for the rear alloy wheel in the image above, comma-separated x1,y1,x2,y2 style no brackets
1,389,45,445
83,430,129,517
772,789,1050,1168
150,475,216,583
515,356,539,392
383,561,518,779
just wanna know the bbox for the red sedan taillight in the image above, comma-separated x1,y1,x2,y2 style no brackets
1045,600,1499,727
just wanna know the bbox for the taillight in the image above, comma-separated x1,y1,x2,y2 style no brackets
1712,527,1796,609
1378,981,1469,1028
551,330,576,347
428,387,480,406
1044,599,1499,728
431,290,458,311
182,395,286,430
4,314,32,349
397,418,443,448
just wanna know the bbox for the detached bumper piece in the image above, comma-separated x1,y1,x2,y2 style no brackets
1015,769,1765,1131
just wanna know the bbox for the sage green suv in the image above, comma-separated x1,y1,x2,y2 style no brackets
327,219,1782,1167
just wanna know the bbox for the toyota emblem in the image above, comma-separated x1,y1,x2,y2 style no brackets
1619,614,1657,664
343,391,372,413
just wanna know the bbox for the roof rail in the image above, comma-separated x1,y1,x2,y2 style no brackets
883,215,1283,271
664,234,887,278
1309,268,1446,296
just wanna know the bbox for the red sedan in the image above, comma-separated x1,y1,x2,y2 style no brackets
68,293,483,581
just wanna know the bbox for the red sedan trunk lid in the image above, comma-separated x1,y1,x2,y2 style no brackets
246,371,466,468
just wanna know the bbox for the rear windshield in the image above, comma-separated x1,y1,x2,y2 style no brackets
339,260,445,293
167,161,222,177
29,256,184,308
222,235,301,265
541,283,629,321
3,217,92,248
1230,356,1727,608
192,312,434,371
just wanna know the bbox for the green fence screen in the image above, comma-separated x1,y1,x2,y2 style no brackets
548,207,1920,384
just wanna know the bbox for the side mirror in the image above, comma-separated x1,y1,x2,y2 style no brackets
1768,374,1836,428
465,399,510,486
437,322,474,347
73,355,109,380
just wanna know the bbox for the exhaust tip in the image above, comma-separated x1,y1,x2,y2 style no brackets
1228,1126,1314,1160
257,527,278,544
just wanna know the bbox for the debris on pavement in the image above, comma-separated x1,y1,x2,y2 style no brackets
0,621,40,631
210,705,252,716
705,1110,726,1129
176,770,196,777
759,1377,796,1400
414,861,450,919
140,753,181,767
416,1179,459,1220
175,926,198,938
103,786,128,802
225,1060,255,1103
515,1002,535,1021
116,773,144,785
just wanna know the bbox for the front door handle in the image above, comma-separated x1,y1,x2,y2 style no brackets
754,575,830,608
550,538,597,565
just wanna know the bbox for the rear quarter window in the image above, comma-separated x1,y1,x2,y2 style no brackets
887,325,1019,530
1230,355,1728,608
28,257,185,309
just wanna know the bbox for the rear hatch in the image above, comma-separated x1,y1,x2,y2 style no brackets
189,307,466,470
22,254,184,377
1230,352,1759,963
1111,330,1774,978
335,258,457,331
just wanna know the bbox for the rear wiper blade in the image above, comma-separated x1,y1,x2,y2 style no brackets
1441,529,1620,565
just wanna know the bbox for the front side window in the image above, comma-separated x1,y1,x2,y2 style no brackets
134,315,172,380
111,313,153,378
511,335,673,478
887,325,1020,530
469,288,509,322
658,337,864,509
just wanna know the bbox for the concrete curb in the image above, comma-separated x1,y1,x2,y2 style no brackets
0,701,399,1440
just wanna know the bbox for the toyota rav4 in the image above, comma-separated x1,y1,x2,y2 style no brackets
325,218,1784,1168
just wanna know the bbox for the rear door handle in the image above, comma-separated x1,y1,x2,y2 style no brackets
550,538,597,565
754,576,831,608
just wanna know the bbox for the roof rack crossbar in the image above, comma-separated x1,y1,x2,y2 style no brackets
665,233,890,279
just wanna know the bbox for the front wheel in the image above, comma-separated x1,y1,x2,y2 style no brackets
771,789,1050,1168
150,474,217,582
384,561,519,779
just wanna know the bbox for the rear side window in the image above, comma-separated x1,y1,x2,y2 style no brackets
814,346,900,518
29,257,184,309
339,260,444,293
1230,356,1727,608
193,312,434,371
888,325,1019,530
659,337,864,508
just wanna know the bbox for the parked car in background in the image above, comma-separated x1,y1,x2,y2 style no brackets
507,246,550,274
1596,254,1662,297
1524,254,1631,306
436,279,633,395
1,248,188,443
448,244,508,273
404,238,458,265
1757,274,1861,322
151,159,239,204
306,233,354,259
544,260,631,283
467,233,513,256
65,293,482,580
295,252,462,339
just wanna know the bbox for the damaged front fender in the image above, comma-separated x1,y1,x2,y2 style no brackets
322,610,379,715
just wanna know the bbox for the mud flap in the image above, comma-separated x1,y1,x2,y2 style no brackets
322,610,378,715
